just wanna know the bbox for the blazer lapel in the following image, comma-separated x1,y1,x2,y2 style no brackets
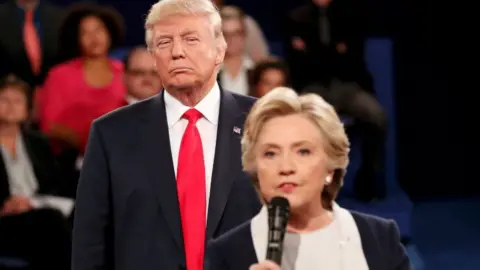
0,149,10,204
206,90,244,239
351,211,384,270
140,93,184,251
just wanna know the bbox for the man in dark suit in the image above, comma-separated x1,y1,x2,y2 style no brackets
0,0,64,93
285,0,387,201
72,0,261,270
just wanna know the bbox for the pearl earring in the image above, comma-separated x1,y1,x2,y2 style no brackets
325,176,332,184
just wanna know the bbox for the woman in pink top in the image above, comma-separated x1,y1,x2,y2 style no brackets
39,3,126,154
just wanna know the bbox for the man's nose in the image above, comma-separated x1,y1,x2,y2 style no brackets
171,38,185,59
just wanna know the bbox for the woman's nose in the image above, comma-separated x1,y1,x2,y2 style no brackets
278,154,296,176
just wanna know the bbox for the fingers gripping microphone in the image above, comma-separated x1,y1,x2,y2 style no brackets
266,196,290,266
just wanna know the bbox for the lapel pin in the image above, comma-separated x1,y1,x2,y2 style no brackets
233,126,241,134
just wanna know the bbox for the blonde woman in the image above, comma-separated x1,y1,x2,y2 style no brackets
206,87,410,270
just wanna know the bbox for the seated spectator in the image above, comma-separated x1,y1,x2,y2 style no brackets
38,3,126,155
218,6,254,96
212,0,269,62
0,75,71,270
123,46,162,105
286,0,387,201
249,57,290,97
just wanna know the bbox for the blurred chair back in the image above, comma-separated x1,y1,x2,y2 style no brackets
364,38,398,192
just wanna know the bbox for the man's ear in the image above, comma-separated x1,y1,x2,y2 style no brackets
215,39,227,66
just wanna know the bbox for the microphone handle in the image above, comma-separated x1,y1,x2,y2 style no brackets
266,247,282,265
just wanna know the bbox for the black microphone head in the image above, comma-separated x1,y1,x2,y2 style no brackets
268,196,290,226
269,196,290,210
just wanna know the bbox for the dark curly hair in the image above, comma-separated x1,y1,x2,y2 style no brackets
58,3,125,62
249,57,291,96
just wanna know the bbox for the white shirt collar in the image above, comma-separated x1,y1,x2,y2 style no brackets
126,95,140,104
220,55,254,70
164,82,221,129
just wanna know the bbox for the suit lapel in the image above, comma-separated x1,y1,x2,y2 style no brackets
0,148,10,204
140,93,184,251
2,1,24,56
38,3,59,70
351,212,383,270
206,90,244,239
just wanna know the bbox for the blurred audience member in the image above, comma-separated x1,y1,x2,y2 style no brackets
218,6,254,96
304,81,386,201
123,46,162,104
285,0,372,92
213,0,269,62
286,0,387,201
249,57,290,97
0,75,71,270
39,3,126,155
0,0,64,93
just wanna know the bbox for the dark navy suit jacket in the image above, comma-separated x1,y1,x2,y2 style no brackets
206,211,411,270
72,90,261,270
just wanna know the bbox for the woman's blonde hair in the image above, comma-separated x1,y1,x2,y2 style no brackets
241,87,350,210
144,0,226,50
219,5,246,32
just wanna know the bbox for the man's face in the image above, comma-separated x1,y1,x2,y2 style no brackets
0,87,28,124
150,14,224,91
223,18,246,57
124,50,162,100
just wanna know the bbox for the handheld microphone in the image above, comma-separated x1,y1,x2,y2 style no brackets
266,196,290,266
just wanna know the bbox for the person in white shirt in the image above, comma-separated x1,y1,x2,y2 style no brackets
218,6,254,96
211,0,269,62
206,87,411,270
0,74,71,270
72,1,261,269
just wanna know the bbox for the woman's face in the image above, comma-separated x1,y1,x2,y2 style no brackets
0,87,28,124
255,114,332,212
79,15,111,57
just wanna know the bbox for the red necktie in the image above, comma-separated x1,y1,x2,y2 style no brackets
23,10,42,75
177,108,206,270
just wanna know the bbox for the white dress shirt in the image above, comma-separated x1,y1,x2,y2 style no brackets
164,83,220,215
126,95,140,104
1,134,38,197
1,135,74,216
220,56,254,96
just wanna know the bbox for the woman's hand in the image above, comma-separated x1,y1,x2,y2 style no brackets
49,123,81,148
0,195,32,216
249,260,280,270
